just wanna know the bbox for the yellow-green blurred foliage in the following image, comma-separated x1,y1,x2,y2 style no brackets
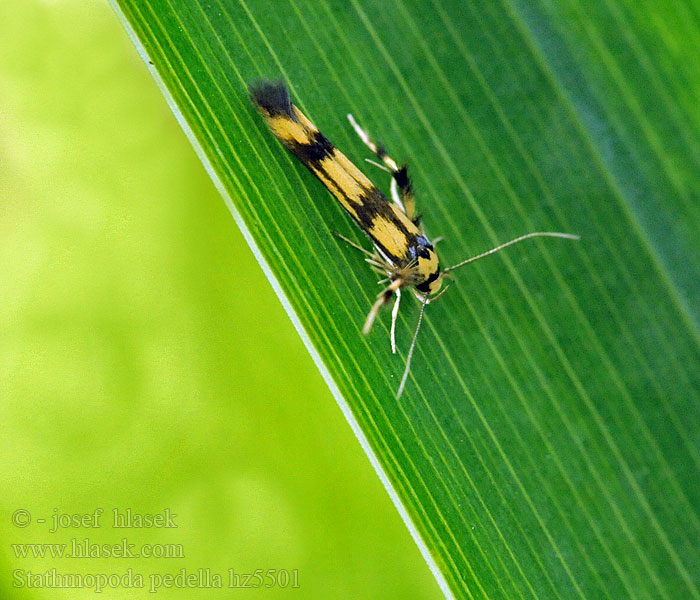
0,1,440,598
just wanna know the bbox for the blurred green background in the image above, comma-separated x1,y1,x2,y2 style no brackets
0,1,441,597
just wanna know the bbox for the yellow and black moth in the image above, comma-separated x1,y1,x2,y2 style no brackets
250,80,578,398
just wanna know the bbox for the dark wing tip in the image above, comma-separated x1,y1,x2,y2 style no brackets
249,79,296,119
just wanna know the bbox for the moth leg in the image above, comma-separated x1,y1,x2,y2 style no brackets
347,114,417,222
332,232,394,280
390,288,401,354
363,279,402,337
331,231,374,256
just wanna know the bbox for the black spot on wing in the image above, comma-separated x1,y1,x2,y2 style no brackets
249,79,296,120
286,132,335,164
353,184,424,264
354,185,392,230
295,156,424,268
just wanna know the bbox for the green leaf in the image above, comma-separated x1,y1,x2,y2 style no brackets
112,1,700,598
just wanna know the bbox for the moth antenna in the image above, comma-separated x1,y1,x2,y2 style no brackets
396,295,428,399
444,232,579,273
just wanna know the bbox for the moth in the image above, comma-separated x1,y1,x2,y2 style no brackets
250,80,577,397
